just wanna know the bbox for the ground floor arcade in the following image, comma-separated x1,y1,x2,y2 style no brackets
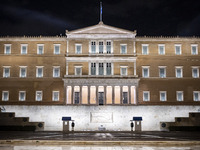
63,78,139,105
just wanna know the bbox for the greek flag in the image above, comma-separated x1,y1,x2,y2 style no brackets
100,2,102,21
101,2,102,15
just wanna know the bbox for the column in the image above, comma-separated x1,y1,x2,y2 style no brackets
67,40,69,54
135,86,138,105
66,62,68,75
104,63,106,75
104,41,106,53
112,86,115,104
89,41,91,54
104,86,107,105
71,86,74,104
80,85,82,104
128,86,131,104
88,85,90,104
134,61,136,76
120,86,123,104
96,62,99,75
133,40,136,54
96,86,98,105
96,41,99,53
64,85,67,105
111,41,113,53
111,63,114,75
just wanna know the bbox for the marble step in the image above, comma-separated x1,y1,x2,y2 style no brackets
0,117,29,123
189,112,200,119
175,117,200,125
0,125,36,131
0,121,44,131
169,126,200,131
0,112,15,118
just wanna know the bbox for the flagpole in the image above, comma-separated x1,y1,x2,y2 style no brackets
100,2,102,22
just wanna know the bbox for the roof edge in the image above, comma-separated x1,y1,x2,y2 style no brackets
67,22,136,34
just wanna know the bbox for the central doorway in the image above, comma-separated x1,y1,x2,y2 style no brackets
98,92,104,105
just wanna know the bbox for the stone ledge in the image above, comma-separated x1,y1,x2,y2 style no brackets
1,140,200,146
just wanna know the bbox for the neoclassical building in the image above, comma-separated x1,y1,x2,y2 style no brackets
0,22,200,131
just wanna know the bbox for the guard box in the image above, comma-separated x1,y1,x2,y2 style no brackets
131,117,143,131
62,117,74,133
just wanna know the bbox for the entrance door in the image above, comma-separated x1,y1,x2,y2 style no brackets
98,92,104,105
74,92,80,104
123,92,128,104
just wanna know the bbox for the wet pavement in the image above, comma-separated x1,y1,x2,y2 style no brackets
0,131,200,150
0,131,200,141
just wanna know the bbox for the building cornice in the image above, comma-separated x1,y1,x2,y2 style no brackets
63,78,140,86
0,36,66,41
66,34,136,39
136,36,200,41
65,56,137,62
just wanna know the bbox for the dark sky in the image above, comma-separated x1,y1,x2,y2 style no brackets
0,0,200,36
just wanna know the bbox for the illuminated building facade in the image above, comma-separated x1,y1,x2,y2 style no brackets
0,22,200,131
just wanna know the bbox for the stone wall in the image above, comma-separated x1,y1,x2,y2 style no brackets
2,105,200,131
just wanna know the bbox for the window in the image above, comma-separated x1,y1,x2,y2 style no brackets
99,63,104,75
121,44,127,54
175,67,183,78
120,67,127,76
106,63,111,75
36,91,43,101
52,91,59,101
20,66,27,78
91,63,96,75
142,44,149,55
2,91,9,101
75,44,82,54
54,44,60,54
21,44,27,54
90,62,112,75
19,91,26,101
4,44,11,54
106,41,111,54
74,92,80,104
160,91,167,101
159,66,166,78
3,66,10,78
99,41,103,53
53,66,60,77
158,44,165,55
193,91,200,101
36,66,43,78
91,41,96,53
142,66,149,78
143,91,150,101
75,67,82,75
192,67,199,78
37,44,44,54
176,91,183,101
191,44,198,55
175,44,181,55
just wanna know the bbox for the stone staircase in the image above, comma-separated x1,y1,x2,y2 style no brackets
0,111,44,131
160,112,200,131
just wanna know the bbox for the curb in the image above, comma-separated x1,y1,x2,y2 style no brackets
1,140,200,146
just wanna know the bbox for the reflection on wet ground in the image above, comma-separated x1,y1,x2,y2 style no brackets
1,131,200,141
1,131,200,150
0,145,200,150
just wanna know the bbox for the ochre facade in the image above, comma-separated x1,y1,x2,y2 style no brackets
0,23,200,105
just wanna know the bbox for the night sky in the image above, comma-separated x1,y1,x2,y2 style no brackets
0,0,200,36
